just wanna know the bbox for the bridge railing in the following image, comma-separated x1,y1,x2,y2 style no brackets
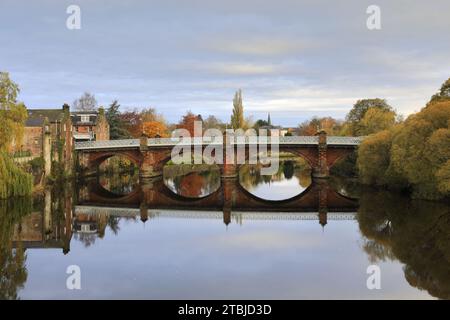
74,136,365,150
327,136,365,145
74,139,140,150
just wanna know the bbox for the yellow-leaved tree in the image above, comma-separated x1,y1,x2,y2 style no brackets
358,80,450,200
0,72,32,198
142,120,169,138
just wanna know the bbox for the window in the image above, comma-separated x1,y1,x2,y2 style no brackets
81,115,90,123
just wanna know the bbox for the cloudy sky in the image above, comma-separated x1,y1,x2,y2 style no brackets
1,0,449,125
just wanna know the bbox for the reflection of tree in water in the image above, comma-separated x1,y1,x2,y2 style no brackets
283,161,295,180
240,160,311,190
0,198,32,300
164,165,220,198
73,211,109,247
358,191,450,299
99,172,139,195
74,232,97,247
107,216,120,235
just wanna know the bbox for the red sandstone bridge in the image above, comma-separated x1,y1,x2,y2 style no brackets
75,132,364,179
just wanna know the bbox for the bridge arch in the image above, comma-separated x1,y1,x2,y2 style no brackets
86,150,143,168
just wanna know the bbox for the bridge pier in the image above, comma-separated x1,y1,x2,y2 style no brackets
222,176,237,226
139,151,165,179
140,175,163,204
317,179,329,227
139,136,169,180
220,164,238,178
312,130,329,179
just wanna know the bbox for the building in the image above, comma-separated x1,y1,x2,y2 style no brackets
71,108,109,142
13,104,109,176
16,104,73,175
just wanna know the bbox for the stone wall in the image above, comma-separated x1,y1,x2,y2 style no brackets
95,110,110,141
20,126,43,157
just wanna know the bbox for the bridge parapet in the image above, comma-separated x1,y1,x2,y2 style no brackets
327,136,365,146
74,136,365,150
75,139,140,150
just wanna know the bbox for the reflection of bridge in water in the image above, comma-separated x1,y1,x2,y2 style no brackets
77,177,359,227
10,177,359,255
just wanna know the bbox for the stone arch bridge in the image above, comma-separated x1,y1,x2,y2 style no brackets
75,132,364,179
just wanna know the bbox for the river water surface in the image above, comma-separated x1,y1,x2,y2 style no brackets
1,160,449,299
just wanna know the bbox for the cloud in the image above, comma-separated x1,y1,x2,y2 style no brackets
0,0,449,125
202,37,318,57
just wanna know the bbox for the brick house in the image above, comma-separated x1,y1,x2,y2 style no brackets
71,108,109,142
14,105,109,176
16,105,73,175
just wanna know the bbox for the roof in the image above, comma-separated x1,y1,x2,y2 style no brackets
71,111,99,115
26,109,65,126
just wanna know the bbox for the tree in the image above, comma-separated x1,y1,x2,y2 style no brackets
357,98,450,200
430,77,450,103
73,92,97,111
254,119,269,128
105,100,130,140
120,109,143,138
298,117,342,136
177,111,203,137
0,72,28,150
203,115,224,131
141,107,163,122
119,108,167,138
358,108,396,135
345,99,394,136
357,130,394,186
436,160,450,194
230,89,245,129
0,199,30,299
142,120,169,138
0,72,32,198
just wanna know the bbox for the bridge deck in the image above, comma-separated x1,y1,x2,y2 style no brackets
74,136,364,150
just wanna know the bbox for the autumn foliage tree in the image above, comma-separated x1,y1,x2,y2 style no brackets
358,108,396,136
142,120,169,138
298,117,342,135
358,88,450,200
120,109,142,138
0,72,28,150
0,72,32,198
344,99,395,136
429,77,450,103
177,111,203,137
120,107,168,138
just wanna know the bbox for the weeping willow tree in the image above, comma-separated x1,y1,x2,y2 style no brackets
0,72,32,199
0,151,33,199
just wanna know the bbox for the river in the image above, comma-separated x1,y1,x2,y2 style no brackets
0,160,449,299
